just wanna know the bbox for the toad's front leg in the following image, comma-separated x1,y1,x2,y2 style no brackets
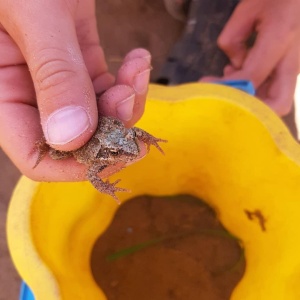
86,163,129,204
133,128,167,154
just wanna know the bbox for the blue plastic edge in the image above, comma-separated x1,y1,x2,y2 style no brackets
20,282,35,300
216,79,255,95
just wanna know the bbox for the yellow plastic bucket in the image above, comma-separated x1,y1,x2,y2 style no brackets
8,83,300,300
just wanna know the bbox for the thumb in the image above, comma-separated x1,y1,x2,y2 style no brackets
2,1,98,151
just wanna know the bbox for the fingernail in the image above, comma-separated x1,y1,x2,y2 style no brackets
116,94,135,121
133,69,151,94
45,106,91,145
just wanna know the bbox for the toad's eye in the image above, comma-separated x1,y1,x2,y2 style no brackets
109,149,119,155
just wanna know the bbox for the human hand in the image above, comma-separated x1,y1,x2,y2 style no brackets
216,0,300,116
0,0,151,182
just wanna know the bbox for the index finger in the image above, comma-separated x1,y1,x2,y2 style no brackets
229,23,291,87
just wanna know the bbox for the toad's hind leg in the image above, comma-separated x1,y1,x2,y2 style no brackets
134,128,167,154
33,138,73,169
87,164,130,204
33,138,50,169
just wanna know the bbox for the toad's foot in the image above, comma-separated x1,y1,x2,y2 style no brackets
90,177,129,204
33,138,73,168
134,128,167,154
87,165,129,204
33,138,50,169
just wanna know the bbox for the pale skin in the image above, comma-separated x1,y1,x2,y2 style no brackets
214,0,300,116
0,0,299,184
0,0,151,182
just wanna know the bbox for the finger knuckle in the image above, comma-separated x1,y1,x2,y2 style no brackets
272,96,294,116
32,48,77,92
217,34,230,50
279,102,293,116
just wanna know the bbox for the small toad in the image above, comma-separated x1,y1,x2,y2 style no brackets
34,117,167,203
